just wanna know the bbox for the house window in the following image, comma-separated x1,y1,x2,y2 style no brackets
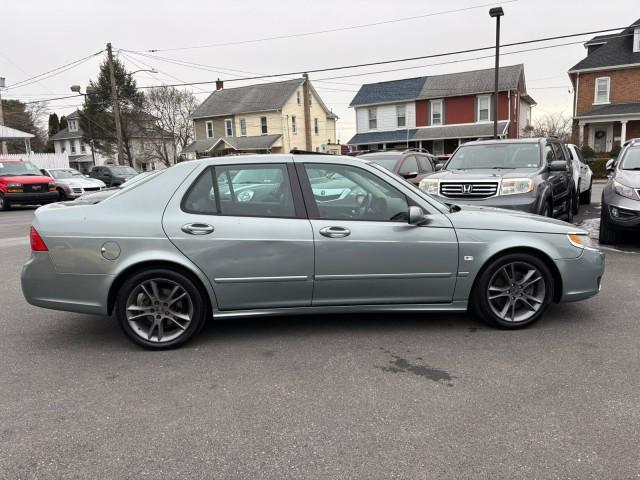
431,100,443,125
291,115,297,134
634,27,640,53
68,120,78,132
260,116,268,135
433,140,444,155
240,118,247,136
224,119,233,137
397,105,406,128
297,91,301,105
314,118,319,135
70,142,76,154
368,108,377,130
206,121,214,138
477,95,491,122
594,77,610,104
81,143,86,153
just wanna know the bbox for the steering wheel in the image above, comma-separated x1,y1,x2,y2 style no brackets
358,192,374,218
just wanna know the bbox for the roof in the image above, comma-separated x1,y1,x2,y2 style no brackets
570,20,640,71
50,127,83,141
0,125,35,140
191,79,304,118
347,121,510,145
182,139,217,154
574,102,640,118
349,65,527,107
584,35,611,46
183,135,282,153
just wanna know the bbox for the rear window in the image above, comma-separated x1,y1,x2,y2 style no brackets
361,155,401,172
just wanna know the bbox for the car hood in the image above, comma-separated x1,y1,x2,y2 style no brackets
0,175,53,184
55,177,104,187
615,169,640,187
428,168,537,180
446,204,585,234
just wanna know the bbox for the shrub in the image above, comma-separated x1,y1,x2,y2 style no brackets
581,145,595,160
609,145,622,158
591,158,609,179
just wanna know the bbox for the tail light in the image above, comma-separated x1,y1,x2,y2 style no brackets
30,227,48,252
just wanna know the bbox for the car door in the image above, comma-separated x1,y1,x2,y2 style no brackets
546,143,569,215
162,161,314,311
297,161,459,306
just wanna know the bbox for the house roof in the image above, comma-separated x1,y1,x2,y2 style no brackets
191,79,304,118
575,102,640,118
50,128,83,141
0,125,35,140
347,121,509,145
570,19,640,72
349,65,527,107
183,135,282,153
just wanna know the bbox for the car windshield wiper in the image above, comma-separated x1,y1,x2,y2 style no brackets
444,203,462,213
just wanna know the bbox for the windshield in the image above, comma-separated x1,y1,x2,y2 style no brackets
49,169,83,179
620,147,640,170
446,144,541,170
0,161,42,176
362,155,400,172
109,166,138,175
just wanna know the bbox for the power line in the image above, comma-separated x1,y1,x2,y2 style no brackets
131,26,629,90
137,1,520,52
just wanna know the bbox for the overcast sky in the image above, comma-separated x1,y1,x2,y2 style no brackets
1,0,637,141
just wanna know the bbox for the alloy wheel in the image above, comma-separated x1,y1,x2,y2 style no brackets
125,278,194,343
486,261,546,323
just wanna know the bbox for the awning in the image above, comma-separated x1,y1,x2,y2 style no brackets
0,125,35,140
348,122,509,145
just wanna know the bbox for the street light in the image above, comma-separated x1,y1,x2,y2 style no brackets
489,6,504,140
70,85,96,166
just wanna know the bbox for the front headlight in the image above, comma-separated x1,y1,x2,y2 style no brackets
419,178,439,195
237,190,254,202
567,233,594,249
500,178,535,195
612,179,638,200
7,183,23,188
6,183,23,192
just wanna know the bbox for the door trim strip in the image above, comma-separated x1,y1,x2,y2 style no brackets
314,272,453,281
214,275,310,284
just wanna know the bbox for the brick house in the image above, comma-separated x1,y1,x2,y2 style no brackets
347,65,535,154
570,19,640,152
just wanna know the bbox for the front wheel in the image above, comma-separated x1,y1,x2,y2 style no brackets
598,208,618,244
471,253,554,329
116,268,207,349
0,193,10,211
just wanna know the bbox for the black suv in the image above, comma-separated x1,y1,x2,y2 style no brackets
356,149,437,187
89,165,139,187
599,138,640,244
418,138,576,221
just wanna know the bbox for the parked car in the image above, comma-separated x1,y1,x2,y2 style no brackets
40,167,106,200
89,165,139,187
419,138,576,221
356,150,437,186
22,154,604,349
74,171,160,204
0,159,58,211
599,138,640,244
566,144,593,205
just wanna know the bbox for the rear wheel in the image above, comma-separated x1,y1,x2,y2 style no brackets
566,193,575,223
116,268,207,349
572,182,580,215
598,208,618,244
580,181,592,205
0,193,10,211
471,253,554,329
57,188,67,201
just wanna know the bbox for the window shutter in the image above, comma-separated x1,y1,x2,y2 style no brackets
474,96,478,122
441,100,446,125
426,101,431,127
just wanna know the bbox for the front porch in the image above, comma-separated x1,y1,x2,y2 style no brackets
577,118,640,153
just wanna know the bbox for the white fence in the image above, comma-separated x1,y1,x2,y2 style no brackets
1,152,70,169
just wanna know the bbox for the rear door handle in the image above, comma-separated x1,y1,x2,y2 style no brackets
181,223,215,235
319,226,351,238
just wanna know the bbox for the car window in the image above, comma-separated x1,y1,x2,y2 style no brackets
620,147,640,170
304,163,409,222
216,164,295,218
417,155,434,173
447,144,541,170
551,143,566,161
544,145,555,164
398,156,419,175
182,170,217,214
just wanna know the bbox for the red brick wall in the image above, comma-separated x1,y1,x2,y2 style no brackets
627,120,640,140
444,96,475,124
576,67,640,115
415,100,428,127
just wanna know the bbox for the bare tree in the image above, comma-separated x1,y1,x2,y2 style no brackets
142,86,198,165
529,113,572,142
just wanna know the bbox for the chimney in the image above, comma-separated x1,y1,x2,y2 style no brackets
215,78,224,90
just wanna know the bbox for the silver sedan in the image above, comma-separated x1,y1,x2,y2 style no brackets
22,155,605,349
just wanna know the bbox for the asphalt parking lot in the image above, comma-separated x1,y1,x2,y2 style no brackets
1,186,639,479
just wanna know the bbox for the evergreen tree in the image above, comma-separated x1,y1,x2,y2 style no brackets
48,113,60,137
59,115,68,131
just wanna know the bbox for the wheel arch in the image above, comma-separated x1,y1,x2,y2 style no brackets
107,260,216,316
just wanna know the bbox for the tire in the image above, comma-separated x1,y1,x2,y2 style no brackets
0,193,10,211
57,188,67,201
580,181,592,205
572,183,580,215
598,208,618,244
471,253,554,329
566,193,575,223
115,268,207,349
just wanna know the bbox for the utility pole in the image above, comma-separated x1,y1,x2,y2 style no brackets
302,73,312,151
106,43,125,165
489,7,504,140
0,76,7,154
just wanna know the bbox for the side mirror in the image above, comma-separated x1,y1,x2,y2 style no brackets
606,159,615,172
549,160,568,172
435,163,443,171
401,171,418,180
409,206,429,226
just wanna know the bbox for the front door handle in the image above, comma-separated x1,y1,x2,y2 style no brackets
181,223,215,235
319,226,351,238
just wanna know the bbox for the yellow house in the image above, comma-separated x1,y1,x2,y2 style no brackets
183,77,338,158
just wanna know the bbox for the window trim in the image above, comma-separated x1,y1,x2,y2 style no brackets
368,107,377,130
260,116,268,135
291,115,297,134
396,104,407,128
477,94,491,122
224,118,233,137
593,77,610,104
239,118,247,136
430,99,443,126
205,121,214,138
